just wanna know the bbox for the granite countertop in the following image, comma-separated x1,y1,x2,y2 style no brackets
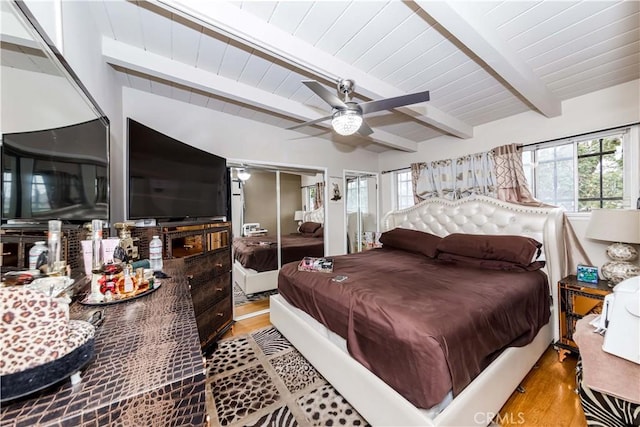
1,261,207,426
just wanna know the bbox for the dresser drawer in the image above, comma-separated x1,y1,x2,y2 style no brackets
185,250,231,279
195,296,232,347
189,272,230,316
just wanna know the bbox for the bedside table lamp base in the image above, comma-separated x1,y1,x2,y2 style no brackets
585,209,640,286
601,242,640,286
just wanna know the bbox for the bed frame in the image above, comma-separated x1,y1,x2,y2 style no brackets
270,195,565,426
233,207,325,295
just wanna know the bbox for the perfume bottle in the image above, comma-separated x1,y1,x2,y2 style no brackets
47,220,62,275
117,264,137,296
91,219,103,272
90,219,104,301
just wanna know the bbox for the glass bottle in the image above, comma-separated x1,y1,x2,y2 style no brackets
118,264,137,296
28,241,47,270
149,235,163,272
90,219,104,300
47,220,62,275
91,219,103,272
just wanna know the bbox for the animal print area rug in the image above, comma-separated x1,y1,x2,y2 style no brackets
206,327,370,426
233,284,278,307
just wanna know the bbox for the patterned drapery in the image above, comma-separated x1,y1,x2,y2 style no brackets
493,143,539,205
411,150,495,203
314,181,325,209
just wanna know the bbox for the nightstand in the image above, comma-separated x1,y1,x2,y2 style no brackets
556,274,612,362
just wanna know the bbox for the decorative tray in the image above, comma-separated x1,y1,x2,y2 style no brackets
25,277,75,298
78,281,161,306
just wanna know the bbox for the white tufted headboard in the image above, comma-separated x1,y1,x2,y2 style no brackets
382,195,565,342
303,207,324,224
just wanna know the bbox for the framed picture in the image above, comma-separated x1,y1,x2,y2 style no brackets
329,177,342,203
577,264,599,284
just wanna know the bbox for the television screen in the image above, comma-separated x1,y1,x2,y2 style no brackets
127,119,229,221
1,118,109,224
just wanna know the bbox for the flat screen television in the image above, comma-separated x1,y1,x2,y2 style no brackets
127,119,229,221
1,118,109,224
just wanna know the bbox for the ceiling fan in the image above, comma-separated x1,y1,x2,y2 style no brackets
287,79,430,136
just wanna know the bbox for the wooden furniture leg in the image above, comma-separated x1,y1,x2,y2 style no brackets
557,348,570,363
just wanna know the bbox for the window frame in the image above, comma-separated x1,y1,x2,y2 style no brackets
393,170,413,210
346,177,369,214
523,125,639,213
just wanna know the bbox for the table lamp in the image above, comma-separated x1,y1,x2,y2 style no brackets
294,210,305,226
585,208,640,285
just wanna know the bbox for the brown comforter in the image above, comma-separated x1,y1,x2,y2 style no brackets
233,234,324,272
278,247,550,408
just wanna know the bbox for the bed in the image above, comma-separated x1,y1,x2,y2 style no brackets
270,195,564,426
233,208,325,295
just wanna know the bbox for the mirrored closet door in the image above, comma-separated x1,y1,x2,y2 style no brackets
229,164,326,320
345,171,379,253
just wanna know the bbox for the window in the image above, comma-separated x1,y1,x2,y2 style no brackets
31,174,52,212
303,186,316,211
395,170,414,210
2,172,11,215
346,178,368,213
523,128,631,212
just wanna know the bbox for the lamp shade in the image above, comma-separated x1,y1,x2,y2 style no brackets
331,110,362,136
585,209,640,244
294,210,305,221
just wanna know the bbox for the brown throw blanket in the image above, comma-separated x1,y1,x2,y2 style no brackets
278,247,550,408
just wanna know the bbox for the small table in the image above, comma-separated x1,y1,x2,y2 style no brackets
556,274,612,362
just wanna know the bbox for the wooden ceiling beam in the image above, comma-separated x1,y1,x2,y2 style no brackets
415,1,562,118
102,37,418,152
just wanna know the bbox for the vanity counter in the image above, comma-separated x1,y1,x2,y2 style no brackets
0,260,208,426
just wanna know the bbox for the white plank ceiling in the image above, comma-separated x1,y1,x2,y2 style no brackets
32,1,640,151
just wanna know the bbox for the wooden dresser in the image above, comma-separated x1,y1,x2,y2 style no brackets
161,221,233,353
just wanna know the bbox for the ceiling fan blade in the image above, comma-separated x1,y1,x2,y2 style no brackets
302,80,347,109
357,121,374,136
286,114,333,130
359,90,430,115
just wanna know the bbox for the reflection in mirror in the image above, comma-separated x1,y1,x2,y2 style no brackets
345,171,379,253
229,164,325,320
1,1,109,225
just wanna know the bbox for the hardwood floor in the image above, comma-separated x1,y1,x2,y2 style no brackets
234,299,270,318
498,348,586,426
223,305,586,426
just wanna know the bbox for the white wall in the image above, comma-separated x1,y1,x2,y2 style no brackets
23,0,59,50
122,88,380,255
0,67,95,133
378,79,640,269
57,1,124,224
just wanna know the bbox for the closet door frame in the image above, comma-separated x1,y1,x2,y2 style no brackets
229,159,328,266
343,170,379,254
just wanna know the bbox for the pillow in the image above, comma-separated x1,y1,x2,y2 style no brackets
437,252,546,272
436,233,542,265
298,221,322,234
312,227,324,238
378,228,442,258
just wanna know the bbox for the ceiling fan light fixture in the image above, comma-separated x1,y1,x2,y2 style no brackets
237,169,251,181
331,109,363,136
